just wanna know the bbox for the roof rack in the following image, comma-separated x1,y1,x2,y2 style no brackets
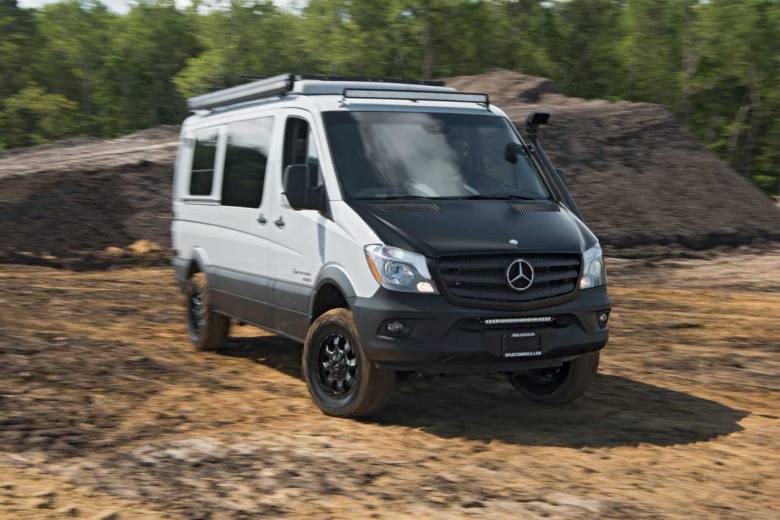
342,88,489,106
188,73,294,111
187,73,485,112
244,74,446,87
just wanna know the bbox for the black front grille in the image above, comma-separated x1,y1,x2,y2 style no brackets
435,253,581,308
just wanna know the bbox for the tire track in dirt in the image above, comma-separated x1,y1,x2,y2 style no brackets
1,254,779,518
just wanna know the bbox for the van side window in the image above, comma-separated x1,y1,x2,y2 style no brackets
282,117,321,187
221,117,273,208
189,128,219,196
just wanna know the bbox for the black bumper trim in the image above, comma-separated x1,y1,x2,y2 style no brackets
352,285,611,373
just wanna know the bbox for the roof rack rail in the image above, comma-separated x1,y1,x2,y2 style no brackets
343,88,489,106
187,73,479,112
240,74,446,87
298,75,446,87
187,73,294,111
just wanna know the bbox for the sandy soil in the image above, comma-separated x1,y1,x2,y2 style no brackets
0,252,778,519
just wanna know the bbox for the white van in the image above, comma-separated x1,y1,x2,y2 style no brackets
172,74,611,417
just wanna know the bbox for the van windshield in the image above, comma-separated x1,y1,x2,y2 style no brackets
323,111,550,200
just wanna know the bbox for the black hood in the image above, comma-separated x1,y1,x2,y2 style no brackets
349,199,597,258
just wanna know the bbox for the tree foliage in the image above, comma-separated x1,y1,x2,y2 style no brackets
0,0,778,193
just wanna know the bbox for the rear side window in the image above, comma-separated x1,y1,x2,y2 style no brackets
221,117,273,208
189,128,218,196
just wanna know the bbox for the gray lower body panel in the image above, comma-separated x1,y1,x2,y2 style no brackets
174,258,311,342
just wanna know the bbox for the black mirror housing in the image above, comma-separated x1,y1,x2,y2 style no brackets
283,164,324,211
504,142,526,164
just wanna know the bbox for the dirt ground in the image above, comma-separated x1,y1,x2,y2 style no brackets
0,251,778,519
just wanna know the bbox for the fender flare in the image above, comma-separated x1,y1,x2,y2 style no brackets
309,264,357,316
174,247,212,284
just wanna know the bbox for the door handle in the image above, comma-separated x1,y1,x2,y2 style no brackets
274,216,285,229
257,214,267,225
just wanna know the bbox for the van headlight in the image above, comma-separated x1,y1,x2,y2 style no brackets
580,243,606,289
364,245,437,294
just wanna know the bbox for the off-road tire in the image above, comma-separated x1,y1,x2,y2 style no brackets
303,308,395,418
507,351,599,404
185,272,229,351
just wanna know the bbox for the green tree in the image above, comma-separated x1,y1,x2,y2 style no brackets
0,0,37,100
33,0,118,135
689,0,780,191
109,0,200,132
545,0,627,99
175,1,301,98
619,0,693,108
0,84,78,149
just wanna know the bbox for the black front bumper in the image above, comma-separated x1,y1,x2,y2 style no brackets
351,286,611,373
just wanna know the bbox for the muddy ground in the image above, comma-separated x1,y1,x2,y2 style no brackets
0,251,778,519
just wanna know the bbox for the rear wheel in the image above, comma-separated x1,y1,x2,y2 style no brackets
303,308,395,418
185,272,229,351
507,351,599,404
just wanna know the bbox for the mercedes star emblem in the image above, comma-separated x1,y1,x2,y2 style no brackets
506,259,534,291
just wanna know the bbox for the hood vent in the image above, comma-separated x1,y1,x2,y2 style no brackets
511,202,560,214
373,201,442,214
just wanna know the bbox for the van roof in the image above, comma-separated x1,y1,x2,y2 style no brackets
187,73,489,114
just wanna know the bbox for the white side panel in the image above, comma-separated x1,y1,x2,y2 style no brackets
327,201,382,298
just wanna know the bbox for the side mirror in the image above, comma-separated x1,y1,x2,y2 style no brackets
555,167,567,184
283,164,324,211
504,143,526,164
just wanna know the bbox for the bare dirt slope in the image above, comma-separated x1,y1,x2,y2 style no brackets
0,126,179,179
1,252,778,519
0,128,179,268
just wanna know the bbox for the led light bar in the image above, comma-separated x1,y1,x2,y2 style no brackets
482,317,553,326
343,89,489,105
188,74,294,111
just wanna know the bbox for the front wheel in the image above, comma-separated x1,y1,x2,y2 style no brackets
303,308,395,418
507,351,599,404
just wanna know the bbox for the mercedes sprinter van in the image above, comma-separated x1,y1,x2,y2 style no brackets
172,74,611,417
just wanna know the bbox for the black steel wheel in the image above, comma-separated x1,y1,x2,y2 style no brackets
184,272,229,351
507,351,599,404
316,333,359,398
188,290,207,339
303,308,395,418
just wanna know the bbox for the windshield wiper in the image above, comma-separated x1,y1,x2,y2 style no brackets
358,194,548,201
434,194,547,200
435,194,511,200
506,194,548,201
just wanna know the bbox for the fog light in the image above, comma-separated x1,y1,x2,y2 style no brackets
379,320,412,338
597,311,610,327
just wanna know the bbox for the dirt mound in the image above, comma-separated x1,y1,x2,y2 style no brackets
0,126,179,179
0,72,778,267
447,70,560,106
447,70,780,253
0,128,179,268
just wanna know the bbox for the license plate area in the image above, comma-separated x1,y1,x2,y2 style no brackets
502,331,542,358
